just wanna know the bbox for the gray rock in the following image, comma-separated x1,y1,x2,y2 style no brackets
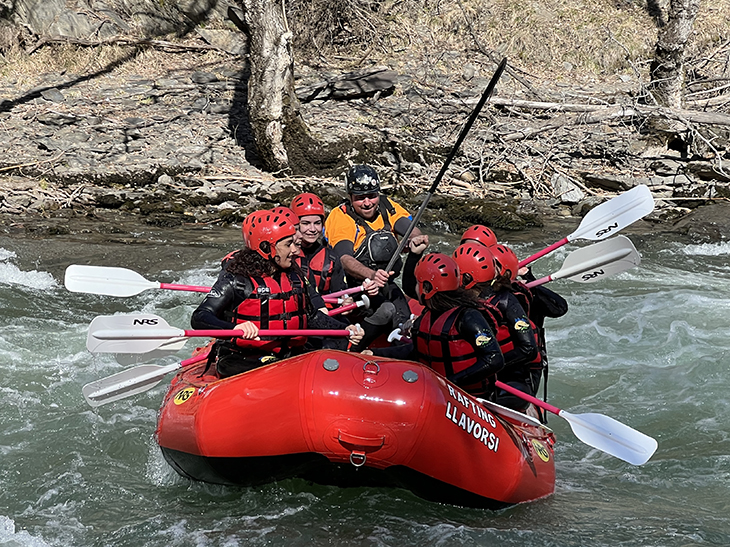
551,172,584,204
40,88,65,103
671,202,730,242
36,113,77,126
216,201,240,211
191,71,219,85
649,159,682,176
196,28,248,56
462,64,476,82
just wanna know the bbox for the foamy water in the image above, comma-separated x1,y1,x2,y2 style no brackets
0,231,729,546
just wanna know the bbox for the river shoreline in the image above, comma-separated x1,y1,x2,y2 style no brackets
2,48,729,244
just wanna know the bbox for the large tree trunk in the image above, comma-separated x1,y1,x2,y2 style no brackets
648,0,701,109
239,0,312,173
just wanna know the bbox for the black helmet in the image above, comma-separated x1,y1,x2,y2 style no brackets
345,164,380,195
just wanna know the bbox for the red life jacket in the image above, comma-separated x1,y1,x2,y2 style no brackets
511,281,533,317
486,294,542,368
228,271,308,354
412,307,477,379
298,244,335,294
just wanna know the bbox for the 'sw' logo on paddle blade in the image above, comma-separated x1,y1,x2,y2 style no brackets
595,222,619,238
582,269,605,280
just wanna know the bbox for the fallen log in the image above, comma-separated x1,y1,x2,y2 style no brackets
295,67,397,102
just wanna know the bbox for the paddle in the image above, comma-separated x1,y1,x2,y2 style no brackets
525,235,640,288
495,381,657,465
385,57,508,273
65,265,211,297
82,352,209,407
518,184,655,268
323,284,367,301
328,295,370,316
87,313,351,354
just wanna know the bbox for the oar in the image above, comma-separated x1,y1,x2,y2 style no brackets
82,352,209,408
525,235,640,288
87,313,351,354
328,295,370,316
65,265,211,297
323,284,367,302
495,381,657,465
385,57,508,272
518,184,655,268
114,336,188,366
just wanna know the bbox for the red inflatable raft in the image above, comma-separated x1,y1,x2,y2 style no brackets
155,350,556,508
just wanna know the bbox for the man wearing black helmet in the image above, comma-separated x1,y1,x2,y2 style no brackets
325,164,428,350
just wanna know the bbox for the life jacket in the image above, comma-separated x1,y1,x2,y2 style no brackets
486,293,542,370
412,307,478,379
342,197,403,275
511,281,533,317
478,301,502,333
298,242,335,294
227,271,308,354
412,307,498,398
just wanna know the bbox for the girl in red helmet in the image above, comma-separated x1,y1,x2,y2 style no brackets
460,224,498,248
408,252,504,398
192,210,364,378
270,205,302,250
366,245,503,399
289,192,347,297
453,242,540,411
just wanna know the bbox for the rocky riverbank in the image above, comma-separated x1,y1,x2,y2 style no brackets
2,4,730,244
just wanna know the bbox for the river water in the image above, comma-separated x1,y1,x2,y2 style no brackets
1,223,729,547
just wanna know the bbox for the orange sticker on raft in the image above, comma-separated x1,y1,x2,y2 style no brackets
531,439,550,462
174,387,196,405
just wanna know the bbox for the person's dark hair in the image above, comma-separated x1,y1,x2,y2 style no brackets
226,248,314,314
472,272,512,295
226,248,277,277
426,287,483,313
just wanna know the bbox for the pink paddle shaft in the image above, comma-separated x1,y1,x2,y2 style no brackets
182,329,351,338
323,285,364,301
328,302,360,316
160,283,211,293
525,276,552,289
518,237,569,268
495,380,561,415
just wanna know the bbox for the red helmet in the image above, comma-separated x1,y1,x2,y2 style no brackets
490,244,519,281
241,210,266,246
460,225,498,247
290,193,325,219
247,211,297,259
271,206,299,226
452,243,497,289
414,253,460,303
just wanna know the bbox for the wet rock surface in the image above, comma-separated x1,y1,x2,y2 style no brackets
1,4,729,243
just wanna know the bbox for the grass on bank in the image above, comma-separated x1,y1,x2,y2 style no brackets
0,0,728,93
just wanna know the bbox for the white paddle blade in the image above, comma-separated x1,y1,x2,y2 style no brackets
570,185,655,242
560,410,658,465
65,265,160,297
114,337,188,365
554,236,641,284
82,362,181,407
86,314,184,354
